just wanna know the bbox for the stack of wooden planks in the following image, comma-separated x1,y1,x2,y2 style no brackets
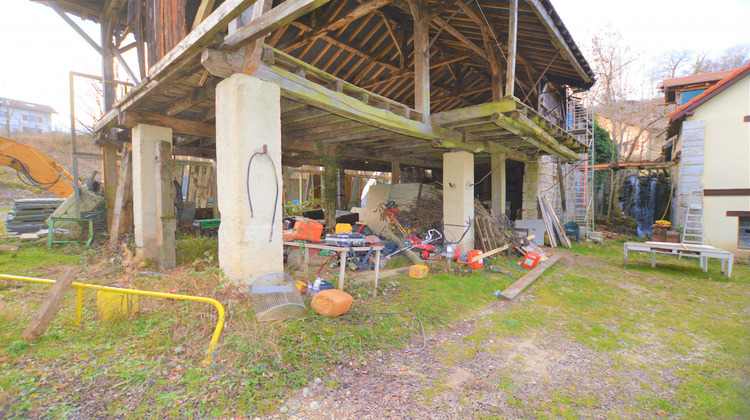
538,196,571,248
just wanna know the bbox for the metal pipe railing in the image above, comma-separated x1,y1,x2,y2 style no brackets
0,273,225,365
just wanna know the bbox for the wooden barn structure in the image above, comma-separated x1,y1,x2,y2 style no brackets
40,0,594,280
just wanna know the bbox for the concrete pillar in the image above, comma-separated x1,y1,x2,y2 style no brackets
490,152,506,217
132,124,172,259
443,151,475,251
521,161,540,219
216,73,283,283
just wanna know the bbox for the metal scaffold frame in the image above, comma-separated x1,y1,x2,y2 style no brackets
566,92,595,238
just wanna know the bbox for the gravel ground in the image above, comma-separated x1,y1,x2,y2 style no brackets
261,251,721,419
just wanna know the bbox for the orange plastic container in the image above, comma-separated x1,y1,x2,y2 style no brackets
311,289,354,317
520,252,542,269
409,264,429,278
467,249,484,270
292,219,324,242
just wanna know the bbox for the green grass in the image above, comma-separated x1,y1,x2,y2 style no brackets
1,238,748,418
0,244,523,418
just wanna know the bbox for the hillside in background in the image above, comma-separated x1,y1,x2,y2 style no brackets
0,132,102,208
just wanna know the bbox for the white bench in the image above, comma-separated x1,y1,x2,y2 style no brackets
623,241,734,278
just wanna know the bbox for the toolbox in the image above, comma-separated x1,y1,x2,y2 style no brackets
324,233,366,247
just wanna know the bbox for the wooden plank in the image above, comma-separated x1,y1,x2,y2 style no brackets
497,254,561,300
22,267,79,341
109,147,133,244
538,196,557,247
119,111,215,138
0,245,19,252
155,141,176,269
223,0,330,49
471,243,510,263
192,0,217,31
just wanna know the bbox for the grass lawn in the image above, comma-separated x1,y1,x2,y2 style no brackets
0,236,748,418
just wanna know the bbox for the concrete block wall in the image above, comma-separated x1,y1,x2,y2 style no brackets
674,120,705,229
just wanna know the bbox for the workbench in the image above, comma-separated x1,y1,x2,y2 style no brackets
623,241,734,277
284,241,384,296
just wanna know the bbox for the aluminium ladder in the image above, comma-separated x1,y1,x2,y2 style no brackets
682,190,704,245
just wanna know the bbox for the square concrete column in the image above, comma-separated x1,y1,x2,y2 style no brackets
521,161,540,219
443,151,475,251
132,124,172,259
216,73,283,283
490,152,506,217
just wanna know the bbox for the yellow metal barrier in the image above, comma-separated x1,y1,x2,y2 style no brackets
0,273,225,365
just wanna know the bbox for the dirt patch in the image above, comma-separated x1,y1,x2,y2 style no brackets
269,250,723,419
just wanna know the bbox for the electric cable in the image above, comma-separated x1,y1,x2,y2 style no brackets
1,153,63,189
246,146,279,242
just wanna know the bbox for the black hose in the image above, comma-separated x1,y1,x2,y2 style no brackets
246,148,279,242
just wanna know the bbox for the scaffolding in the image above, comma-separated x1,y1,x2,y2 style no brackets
566,94,594,238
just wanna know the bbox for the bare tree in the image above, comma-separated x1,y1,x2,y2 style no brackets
588,28,668,222
654,49,692,79
713,43,750,71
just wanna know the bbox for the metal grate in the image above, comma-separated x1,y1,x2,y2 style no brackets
247,273,306,322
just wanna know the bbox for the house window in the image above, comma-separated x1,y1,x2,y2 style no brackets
739,217,750,250
22,114,28,121
38,117,43,123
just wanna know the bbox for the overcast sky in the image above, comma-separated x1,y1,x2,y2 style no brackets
1,0,749,130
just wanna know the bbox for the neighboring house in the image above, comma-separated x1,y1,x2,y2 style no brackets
0,97,57,134
666,63,750,259
662,69,735,106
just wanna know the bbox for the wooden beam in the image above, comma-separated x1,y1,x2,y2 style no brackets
430,16,488,62
222,0,331,49
523,0,593,85
93,0,257,134
165,77,221,116
192,0,217,31
505,0,518,98
22,268,79,341
155,141,176,269
119,111,215,138
412,0,430,117
240,0,273,74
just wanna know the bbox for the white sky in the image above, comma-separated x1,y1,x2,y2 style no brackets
1,0,749,131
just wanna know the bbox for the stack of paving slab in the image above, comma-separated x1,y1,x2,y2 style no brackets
5,198,65,235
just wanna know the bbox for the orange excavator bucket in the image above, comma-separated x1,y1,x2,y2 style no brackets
0,136,77,198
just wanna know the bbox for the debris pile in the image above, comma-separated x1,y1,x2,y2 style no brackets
5,198,64,235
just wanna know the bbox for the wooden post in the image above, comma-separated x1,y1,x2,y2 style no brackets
241,0,273,75
490,153,506,217
412,0,430,118
505,0,518,98
23,267,78,340
211,161,220,219
491,60,503,101
102,145,119,226
110,147,133,244
391,160,400,184
155,141,176,269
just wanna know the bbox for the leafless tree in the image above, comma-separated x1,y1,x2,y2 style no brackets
713,43,750,71
654,49,692,79
587,28,668,222
690,52,712,75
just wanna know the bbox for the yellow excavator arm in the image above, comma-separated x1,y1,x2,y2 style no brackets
0,135,77,198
